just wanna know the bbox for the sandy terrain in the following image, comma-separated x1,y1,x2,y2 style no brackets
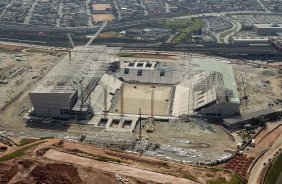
45,149,198,184
0,138,241,184
92,14,114,22
92,4,112,10
0,48,64,129
232,64,282,114
256,125,282,147
114,84,172,116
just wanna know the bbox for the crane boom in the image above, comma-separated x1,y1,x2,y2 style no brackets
67,34,75,48
85,21,108,46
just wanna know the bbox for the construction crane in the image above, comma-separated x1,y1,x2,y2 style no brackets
85,21,108,46
151,89,154,119
146,86,155,133
120,84,124,118
67,34,75,48
99,84,109,114
66,21,108,62
241,74,248,109
139,108,142,139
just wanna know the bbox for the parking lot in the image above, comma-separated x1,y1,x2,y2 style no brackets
233,14,282,27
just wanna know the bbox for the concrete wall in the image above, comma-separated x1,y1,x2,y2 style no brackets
199,102,240,118
29,92,73,118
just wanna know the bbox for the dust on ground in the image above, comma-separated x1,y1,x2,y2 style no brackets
0,46,65,129
114,83,172,116
232,64,282,114
0,138,239,184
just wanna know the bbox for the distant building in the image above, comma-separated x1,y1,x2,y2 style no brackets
223,109,278,130
229,36,276,44
253,23,282,35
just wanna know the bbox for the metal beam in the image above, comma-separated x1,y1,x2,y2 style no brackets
67,34,75,48
85,21,108,46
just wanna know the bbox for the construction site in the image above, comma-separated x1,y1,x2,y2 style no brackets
12,31,243,164
0,23,282,184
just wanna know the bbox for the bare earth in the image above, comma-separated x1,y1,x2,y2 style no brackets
44,149,198,184
92,14,114,22
114,84,172,116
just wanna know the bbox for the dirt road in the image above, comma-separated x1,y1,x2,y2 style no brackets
248,122,282,184
44,149,199,184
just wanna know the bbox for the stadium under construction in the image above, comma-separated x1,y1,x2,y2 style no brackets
27,42,240,131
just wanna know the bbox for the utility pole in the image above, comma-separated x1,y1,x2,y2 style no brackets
241,74,248,109
104,85,108,113
139,108,142,139
151,89,154,118
120,84,124,118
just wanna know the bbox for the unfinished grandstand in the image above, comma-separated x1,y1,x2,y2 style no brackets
28,45,240,131
29,45,120,120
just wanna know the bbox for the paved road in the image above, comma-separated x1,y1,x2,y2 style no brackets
140,0,148,16
255,0,270,12
248,123,282,184
222,18,242,44
56,2,64,27
0,0,16,18
85,0,93,27
24,0,39,24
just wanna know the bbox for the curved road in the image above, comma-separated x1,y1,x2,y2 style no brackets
248,123,282,184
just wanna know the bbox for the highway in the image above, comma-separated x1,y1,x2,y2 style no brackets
0,11,281,34
114,43,282,57
1,38,281,59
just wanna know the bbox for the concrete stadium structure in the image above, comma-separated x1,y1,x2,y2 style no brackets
28,46,240,123
116,57,240,118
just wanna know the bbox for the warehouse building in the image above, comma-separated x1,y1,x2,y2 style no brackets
253,23,282,35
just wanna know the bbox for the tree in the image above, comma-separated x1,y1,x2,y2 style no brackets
257,116,267,126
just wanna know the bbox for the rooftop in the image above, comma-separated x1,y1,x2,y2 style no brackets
254,24,282,29
192,58,240,103
223,109,276,126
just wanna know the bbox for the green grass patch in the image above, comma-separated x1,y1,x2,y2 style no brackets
0,142,43,162
265,152,282,184
149,18,204,43
19,138,39,146
182,173,198,182
117,53,136,57
169,18,203,43
207,173,244,184
69,149,123,164
208,167,224,173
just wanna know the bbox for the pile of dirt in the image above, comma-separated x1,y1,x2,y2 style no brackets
79,167,121,184
29,163,84,184
18,159,34,169
0,162,19,183
105,150,169,167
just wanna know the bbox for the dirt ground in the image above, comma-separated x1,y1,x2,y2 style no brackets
140,121,237,162
0,139,239,184
45,149,198,184
114,83,172,116
0,46,65,129
246,121,282,184
92,14,114,22
92,4,112,10
232,64,282,114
